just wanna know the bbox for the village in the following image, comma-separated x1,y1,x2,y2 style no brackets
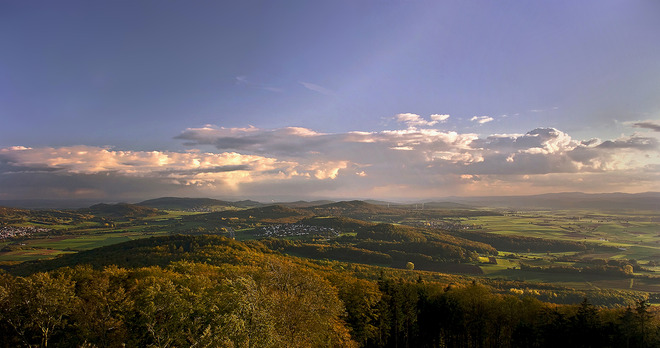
257,223,339,238
0,225,51,240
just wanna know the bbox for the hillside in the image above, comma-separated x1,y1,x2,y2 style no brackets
81,203,162,219
2,235,657,348
305,200,407,220
7,235,268,274
0,206,29,217
184,204,313,224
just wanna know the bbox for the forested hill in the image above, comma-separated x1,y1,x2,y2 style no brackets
1,234,658,348
138,197,263,210
302,200,499,222
309,200,406,215
138,197,232,210
80,203,163,219
6,235,274,276
183,204,313,224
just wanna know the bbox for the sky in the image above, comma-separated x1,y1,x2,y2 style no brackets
1,0,660,202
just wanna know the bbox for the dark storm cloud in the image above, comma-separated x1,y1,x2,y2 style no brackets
596,136,658,150
0,155,62,174
633,121,660,132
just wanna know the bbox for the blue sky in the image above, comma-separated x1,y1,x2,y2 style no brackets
1,1,659,201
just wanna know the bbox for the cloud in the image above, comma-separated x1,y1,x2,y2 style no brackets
235,76,282,92
299,81,335,95
430,114,450,122
596,136,658,150
4,120,659,200
632,121,660,132
174,124,659,184
470,116,494,124
394,113,448,127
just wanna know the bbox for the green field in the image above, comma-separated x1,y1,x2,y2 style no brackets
462,211,660,292
466,211,660,262
0,210,211,262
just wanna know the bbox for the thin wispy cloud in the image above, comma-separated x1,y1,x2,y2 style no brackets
235,76,283,93
529,107,560,113
299,81,335,96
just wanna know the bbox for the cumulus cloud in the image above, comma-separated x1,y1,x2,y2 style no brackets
173,124,658,186
394,113,448,128
0,145,353,199
4,121,659,200
431,114,450,122
471,116,494,124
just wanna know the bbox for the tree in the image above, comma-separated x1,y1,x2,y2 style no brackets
65,265,132,347
2,272,77,347
635,300,654,347
329,275,381,346
623,264,634,275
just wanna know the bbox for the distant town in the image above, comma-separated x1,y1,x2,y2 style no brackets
257,224,339,238
0,226,51,239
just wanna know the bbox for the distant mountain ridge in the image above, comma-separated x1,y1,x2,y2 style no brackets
81,203,162,219
1,192,657,211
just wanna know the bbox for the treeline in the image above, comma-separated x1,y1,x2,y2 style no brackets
558,256,652,272
451,230,618,253
519,263,635,278
0,260,353,347
367,278,659,348
1,258,659,347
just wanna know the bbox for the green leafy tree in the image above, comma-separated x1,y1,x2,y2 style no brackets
2,272,77,347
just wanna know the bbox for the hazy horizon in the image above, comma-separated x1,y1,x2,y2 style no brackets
2,1,659,201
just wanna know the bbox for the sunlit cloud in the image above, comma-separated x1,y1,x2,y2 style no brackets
2,120,659,200
0,146,353,199
430,114,450,123
470,116,494,124
395,113,446,127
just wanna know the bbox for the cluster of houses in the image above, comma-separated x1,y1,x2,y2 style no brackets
0,225,51,240
257,224,339,238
